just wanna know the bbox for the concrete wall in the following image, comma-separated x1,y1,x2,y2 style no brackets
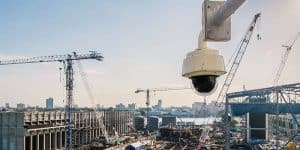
1,109,133,149
0,112,24,150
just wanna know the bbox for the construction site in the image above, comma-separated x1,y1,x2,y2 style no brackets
0,109,134,150
0,0,300,149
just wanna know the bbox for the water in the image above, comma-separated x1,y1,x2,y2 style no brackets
153,117,221,126
177,117,221,125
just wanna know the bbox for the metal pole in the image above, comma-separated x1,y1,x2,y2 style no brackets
146,89,150,130
65,58,74,150
212,0,246,26
275,92,279,150
225,95,230,150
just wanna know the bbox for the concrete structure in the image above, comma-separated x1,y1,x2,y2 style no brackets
0,109,133,150
45,98,54,109
17,103,25,110
227,83,300,146
127,103,136,110
5,103,9,109
115,103,126,110
0,112,24,150
162,115,176,126
148,116,159,132
103,109,133,135
268,114,300,138
134,116,145,131
152,100,162,110
246,113,268,142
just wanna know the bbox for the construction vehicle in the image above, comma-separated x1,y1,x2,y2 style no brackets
0,51,103,150
285,142,297,150
134,87,190,129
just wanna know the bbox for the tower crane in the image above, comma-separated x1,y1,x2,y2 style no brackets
273,32,300,86
134,87,190,129
271,32,299,149
0,51,103,150
215,13,261,106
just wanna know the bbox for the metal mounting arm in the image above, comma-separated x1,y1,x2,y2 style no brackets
212,0,246,26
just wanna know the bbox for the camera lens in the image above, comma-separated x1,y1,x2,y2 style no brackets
191,75,217,93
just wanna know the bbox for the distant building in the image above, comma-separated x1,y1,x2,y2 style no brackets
158,99,162,108
134,116,145,131
192,102,208,117
162,115,176,126
128,103,136,110
192,102,205,112
115,103,126,110
5,103,9,109
148,116,159,132
96,104,104,109
46,97,54,109
103,110,133,135
152,99,163,110
16,103,25,110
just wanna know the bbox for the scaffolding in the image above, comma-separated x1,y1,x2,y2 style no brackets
225,83,300,149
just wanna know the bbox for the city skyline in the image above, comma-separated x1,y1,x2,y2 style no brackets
0,0,299,108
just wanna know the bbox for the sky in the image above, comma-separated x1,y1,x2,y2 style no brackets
0,0,299,108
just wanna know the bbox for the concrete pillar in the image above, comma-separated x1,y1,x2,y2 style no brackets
37,135,39,150
30,136,33,150
24,137,26,150
50,133,55,150
49,133,52,150
43,134,45,150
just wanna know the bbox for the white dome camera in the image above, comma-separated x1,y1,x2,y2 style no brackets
181,0,245,95
182,48,226,94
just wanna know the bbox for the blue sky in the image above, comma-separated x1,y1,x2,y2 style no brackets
0,0,299,108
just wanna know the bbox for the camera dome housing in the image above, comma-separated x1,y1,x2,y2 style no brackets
182,48,226,95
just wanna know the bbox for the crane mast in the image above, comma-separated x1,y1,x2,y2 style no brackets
215,13,261,105
273,32,300,86
134,87,190,130
0,51,103,150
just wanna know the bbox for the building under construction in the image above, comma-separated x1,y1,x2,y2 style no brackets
0,109,133,150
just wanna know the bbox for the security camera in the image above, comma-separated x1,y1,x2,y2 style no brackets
181,0,246,95
182,47,226,94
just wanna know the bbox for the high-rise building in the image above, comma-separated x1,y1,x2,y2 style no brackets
115,103,126,110
16,103,25,110
96,104,104,109
134,116,145,131
162,115,176,126
158,99,162,108
148,116,159,132
103,110,133,135
5,103,9,109
46,97,54,109
153,99,163,110
128,103,136,110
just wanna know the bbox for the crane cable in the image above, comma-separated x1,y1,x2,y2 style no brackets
75,59,96,107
